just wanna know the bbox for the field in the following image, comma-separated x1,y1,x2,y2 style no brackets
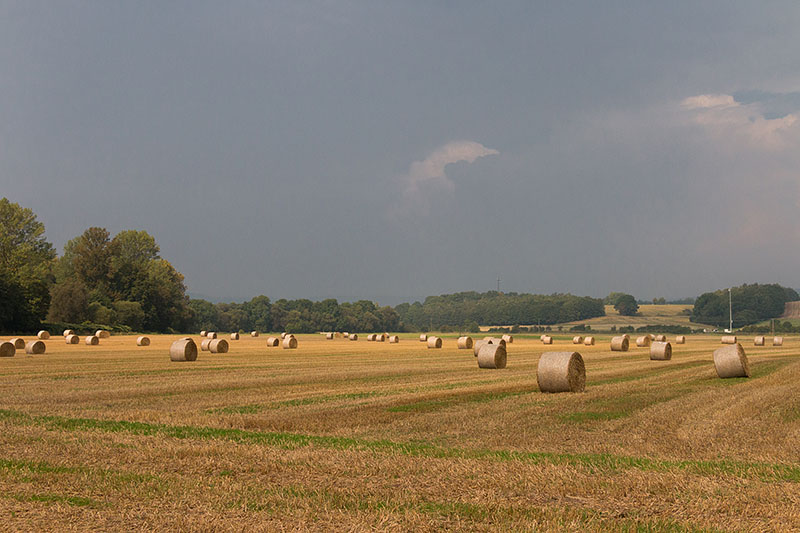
1,333,799,531
558,304,706,330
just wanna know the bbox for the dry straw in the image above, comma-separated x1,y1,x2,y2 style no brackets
266,336,279,347
170,338,198,362
583,336,595,346
37,330,50,340
325,332,334,340
280,332,287,339
541,335,553,345
25,340,46,354
367,334,376,341
650,341,672,361
0,341,14,357
648,334,655,341
230,332,240,341
427,336,442,349
473,340,488,356
389,335,399,343
654,334,666,342
63,329,75,337
200,330,207,337
501,334,513,344
636,336,651,348
85,335,99,346
537,351,585,393
457,336,474,349
721,335,737,344
283,336,298,349
136,336,150,346
251,331,259,337
10,338,25,349
419,334,428,342
477,343,507,369
349,333,358,341
773,336,784,346
572,336,583,344
610,336,629,352
376,333,386,342
675,335,686,344
96,330,110,339
713,343,749,378
754,336,765,346
207,332,217,339
65,335,79,345
201,339,212,351
209,339,229,353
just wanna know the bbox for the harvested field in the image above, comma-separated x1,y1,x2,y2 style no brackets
0,333,798,531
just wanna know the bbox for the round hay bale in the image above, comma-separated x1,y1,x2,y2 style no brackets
63,329,75,337
477,343,507,369
389,335,399,343
280,332,287,339
349,334,358,341
721,335,737,344
713,343,749,378
230,332,240,341
539,334,546,340
136,336,150,346
251,331,259,337
10,338,25,349
376,333,386,342
266,336,279,347
583,336,595,346
37,330,50,340
654,334,666,342
473,339,488,356
636,336,651,348
65,334,79,345
283,336,298,349
170,338,198,362
209,339,229,353
537,351,585,393
426,336,442,349
0,341,14,357
200,330,207,337
541,335,553,345
675,335,686,344
572,336,583,344
773,336,784,346
85,335,99,346
610,336,629,352
457,336,474,349
206,332,217,339
25,340,46,354
501,334,513,344
367,334,375,341
419,334,428,342
754,336,765,346
648,334,655,341
96,330,110,339
325,332,334,340
650,341,672,361
201,339,212,351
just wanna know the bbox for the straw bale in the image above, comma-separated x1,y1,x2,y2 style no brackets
754,336,765,346
136,336,150,346
501,334,513,344
675,336,686,344
713,344,749,378
477,343,507,369
283,336,298,349
537,351,585,393
389,335,399,343
37,331,50,340
326,332,334,340
281,332,287,339
773,336,784,346
85,335,99,346
266,337,279,347
209,339,229,353
572,336,583,344
207,332,217,339
650,341,672,361
654,334,666,342
636,336,651,348
541,335,553,345
10,338,25,349
200,330,207,337
201,339,212,351
65,335,79,345
251,331,259,337
25,340,46,354
376,333,386,342
419,334,428,342
170,338,198,362
349,334,358,341
473,340,487,356
457,336,473,349
63,329,75,337
96,330,110,339
721,336,737,344
427,336,442,349
610,336,629,351
0,342,14,357
583,336,595,346
367,334,376,341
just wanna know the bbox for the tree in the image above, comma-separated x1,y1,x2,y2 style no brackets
614,294,639,316
47,278,89,323
71,227,114,294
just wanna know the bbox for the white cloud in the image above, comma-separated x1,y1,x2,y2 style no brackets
681,93,736,109
401,141,499,196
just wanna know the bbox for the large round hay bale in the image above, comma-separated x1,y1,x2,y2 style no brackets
280,332,287,339
654,334,666,342
376,333,386,342
541,335,553,345
675,335,686,344
200,330,207,337
230,332,240,341
610,336,629,352
419,334,427,342
773,336,784,346
37,330,50,340
283,336,298,349
636,336,651,348
389,335,399,343
501,334,513,344
0,342,15,357
650,341,672,361
349,333,358,341
96,330,110,339
713,343,749,378
201,339,212,351
25,340,46,354
325,332,334,340
251,331,259,337
170,338,198,362
721,335,737,344
583,336,595,346
266,337,279,347
477,343,507,369
457,336,473,349
9,338,25,349
65,334,79,345
136,336,150,346
754,336,765,346
85,335,99,346
426,336,442,349
648,334,655,341
572,336,583,345
209,339,229,353
537,351,585,393
206,332,217,339
367,334,376,341
473,339,488,356
63,329,75,337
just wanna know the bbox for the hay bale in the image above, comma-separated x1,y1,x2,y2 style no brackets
10,338,25,349
283,336,298,349
37,330,50,340
419,334,428,342
200,330,207,337
63,329,75,337
675,335,686,344
636,336,651,348
572,336,583,344
367,334,376,341
650,341,672,361
136,336,150,346
85,335,99,346
713,343,749,378
537,352,585,393
342,332,349,337
610,336,629,351
209,339,229,353
472,339,488,356
773,336,784,346
648,334,655,341
326,332,334,340
230,332,240,341
349,334,358,341
426,336,442,349
65,334,79,345
654,334,666,342
541,335,553,345
389,335,399,343
96,330,110,339
266,337,279,347
501,334,513,344
201,339,212,351
754,336,765,346
25,340,46,354
457,336,474,349
477,343,507,369
251,331,259,337
376,333,386,342
207,332,217,339
583,336,595,346
0,342,14,357
721,335,737,344
280,332,287,339
170,338,198,362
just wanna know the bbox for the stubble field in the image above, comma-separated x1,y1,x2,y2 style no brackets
0,333,799,531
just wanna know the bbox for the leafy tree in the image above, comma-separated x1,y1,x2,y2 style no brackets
614,294,639,316
47,278,89,323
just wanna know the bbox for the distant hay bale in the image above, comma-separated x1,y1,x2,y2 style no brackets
648,334,655,341
230,332,240,340
583,336,595,346
675,336,686,344
207,332,217,339
389,335,399,343
713,343,749,378
537,351,585,393
419,334,428,342
0,342,14,357
251,331,259,337
367,334,376,341
721,336,737,344
541,335,553,345
636,336,651,348
426,336,442,349
572,336,583,344
201,339,212,351
473,340,488,356
754,336,765,346
654,334,666,342
65,335,79,345
283,336,298,349
25,340,46,354
266,337,279,347
37,330,50,340
170,338,198,362
63,329,75,337
326,332,334,340
136,336,150,346
773,336,784,346
10,338,25,349
96,330,110,339
610,336,629,352
457,336,474,349
209,339,229,353
477,343,507,369
280,332,287,339
200,330,207,337
650,341,672,361
342,332,349,338
501,334,513,344
349,334,358,341
85,335,99,346
376,333,386,342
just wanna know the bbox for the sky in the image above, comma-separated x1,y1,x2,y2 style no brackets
2,2,800,305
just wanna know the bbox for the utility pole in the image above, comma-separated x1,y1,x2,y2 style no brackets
497,277,501,292
728,288,733,332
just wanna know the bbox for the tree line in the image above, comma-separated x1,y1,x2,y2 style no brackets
690,283,798,328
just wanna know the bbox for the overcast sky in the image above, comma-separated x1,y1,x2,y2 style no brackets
2,2,800,304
